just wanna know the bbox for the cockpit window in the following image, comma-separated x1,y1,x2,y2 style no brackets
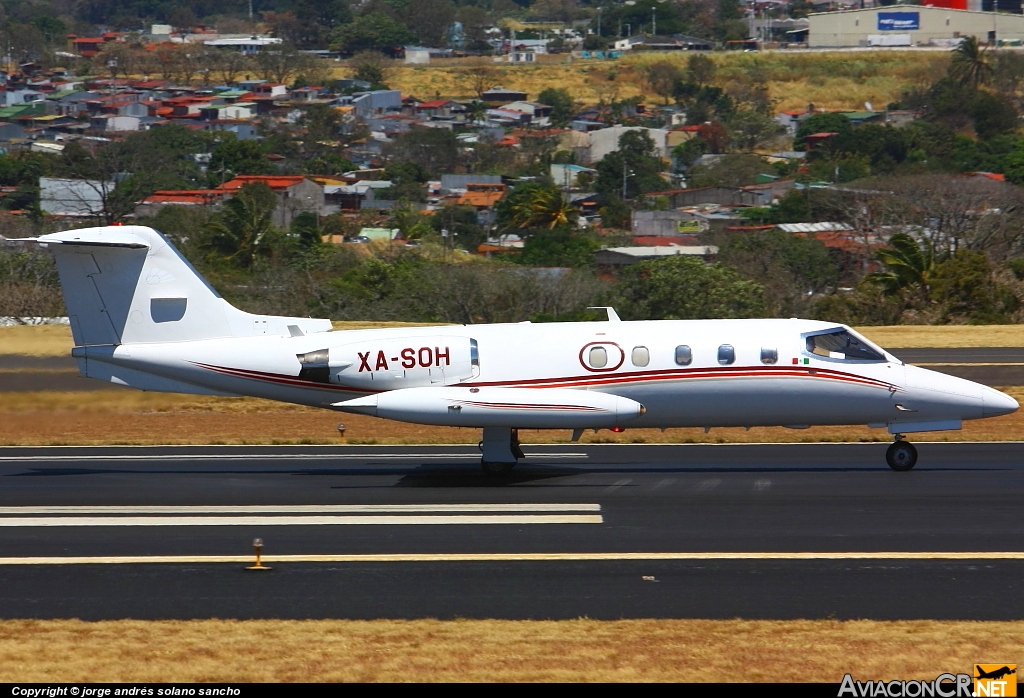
806,330,885,361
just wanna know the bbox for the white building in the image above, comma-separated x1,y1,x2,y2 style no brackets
809,7,1024,48
203,35,283,55
40,177,116,217
586,126,669,165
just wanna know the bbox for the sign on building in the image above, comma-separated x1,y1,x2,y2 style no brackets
878,12,920,32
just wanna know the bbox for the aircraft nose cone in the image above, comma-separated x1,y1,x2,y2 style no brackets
983,387,1019,417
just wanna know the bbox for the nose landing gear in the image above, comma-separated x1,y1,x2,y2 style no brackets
886,436,918,471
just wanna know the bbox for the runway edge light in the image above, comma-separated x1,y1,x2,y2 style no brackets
246,537,271,571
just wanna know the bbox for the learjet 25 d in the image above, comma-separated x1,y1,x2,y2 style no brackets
9,226,1018,472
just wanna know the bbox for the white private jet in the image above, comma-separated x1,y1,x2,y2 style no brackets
8,226,1018,473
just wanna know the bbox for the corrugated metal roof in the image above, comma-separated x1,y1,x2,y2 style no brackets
777,222,853,233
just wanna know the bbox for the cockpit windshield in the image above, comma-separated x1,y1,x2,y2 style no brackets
806,329,885,362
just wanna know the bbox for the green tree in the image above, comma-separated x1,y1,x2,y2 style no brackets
517,230,598,267
949,36,993,89
201,183,280,268
384,127,459,179
209,138,273,182
289,211,323,248
866,233,937,303
687,54,716,85
931,250,1019,323
330,13,415,54
498,183,578,230
618,255,766,320
645,61,684,104
348,50,391,88
794,112,852,151
537,87,575,126
300,103,342,142
594,130,666,200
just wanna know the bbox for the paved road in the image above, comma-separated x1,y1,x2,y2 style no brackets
1,443,1023,620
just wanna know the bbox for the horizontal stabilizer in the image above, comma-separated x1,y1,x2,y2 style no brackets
334,386,645,428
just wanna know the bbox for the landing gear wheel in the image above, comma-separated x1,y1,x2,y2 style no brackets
886,440,918,471
481,460,515,476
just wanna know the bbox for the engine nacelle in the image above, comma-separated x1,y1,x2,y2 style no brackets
334,386,645,428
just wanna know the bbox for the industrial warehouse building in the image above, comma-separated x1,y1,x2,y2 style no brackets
809,6,1024,48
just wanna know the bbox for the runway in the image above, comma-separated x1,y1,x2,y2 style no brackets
1,443,1023,620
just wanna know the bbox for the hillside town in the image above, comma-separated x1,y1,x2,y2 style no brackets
2,1,1024,328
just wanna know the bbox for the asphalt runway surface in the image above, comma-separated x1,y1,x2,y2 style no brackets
1,443,1023,621
5,348,1024,390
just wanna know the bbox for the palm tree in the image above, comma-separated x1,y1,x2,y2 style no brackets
508,187,578,230
949,36,993,88
866,233,936,302
203,183,278,268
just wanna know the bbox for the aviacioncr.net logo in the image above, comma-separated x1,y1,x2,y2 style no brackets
839,673,973,697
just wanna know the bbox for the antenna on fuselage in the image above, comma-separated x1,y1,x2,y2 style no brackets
587,306,621,322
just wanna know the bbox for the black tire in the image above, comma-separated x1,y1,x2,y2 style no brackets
481,460,515,476
886,441,918,471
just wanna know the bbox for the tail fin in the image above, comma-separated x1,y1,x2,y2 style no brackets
32,225,330,346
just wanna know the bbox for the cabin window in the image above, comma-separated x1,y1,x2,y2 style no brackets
806,329,885,361
631,346,650,367
761,347,778,365
675,345,692,365
589,346,608,368
718,344,735,365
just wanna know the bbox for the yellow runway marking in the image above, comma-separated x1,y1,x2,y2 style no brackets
0,552,1023,565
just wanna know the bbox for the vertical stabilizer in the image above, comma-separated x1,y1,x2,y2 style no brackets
34,225,331,346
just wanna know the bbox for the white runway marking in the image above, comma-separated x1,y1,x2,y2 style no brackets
1,551,1023,565
0,504,601,515
754,479,771,491
0,453,588,462
0,514,603,526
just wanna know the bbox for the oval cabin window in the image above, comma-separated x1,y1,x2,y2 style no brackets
631,346,650,367
718,344,735,365
589,346,608,368
675,345,692,365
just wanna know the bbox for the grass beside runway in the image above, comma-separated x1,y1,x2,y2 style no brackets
0,618,1020,682
1,387,1022,446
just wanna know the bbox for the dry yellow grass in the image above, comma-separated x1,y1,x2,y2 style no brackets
0,618,1019,682
2,323,1022,360
1,387,1021,446
366,50,949,112
856,325,1024,349
0,322,438,358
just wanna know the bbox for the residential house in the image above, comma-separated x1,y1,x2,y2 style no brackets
414,99,463,119
135,189,226,218
550,163,596,188
440,174,502,193
644,187,762,208
594,245,719,268
480,87,528,103
455,182,507,226
631,210,705,237
350,90,402,117
90,115,141,132
219,175,325,228
584,126,669,164
252,84,289,99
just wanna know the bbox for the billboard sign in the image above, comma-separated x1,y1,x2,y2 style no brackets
878,12,920,31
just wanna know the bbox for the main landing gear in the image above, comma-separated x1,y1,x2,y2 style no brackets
886,435,918,472
480,426,524,475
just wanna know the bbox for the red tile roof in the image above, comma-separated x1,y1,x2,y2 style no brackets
218,175,309,191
